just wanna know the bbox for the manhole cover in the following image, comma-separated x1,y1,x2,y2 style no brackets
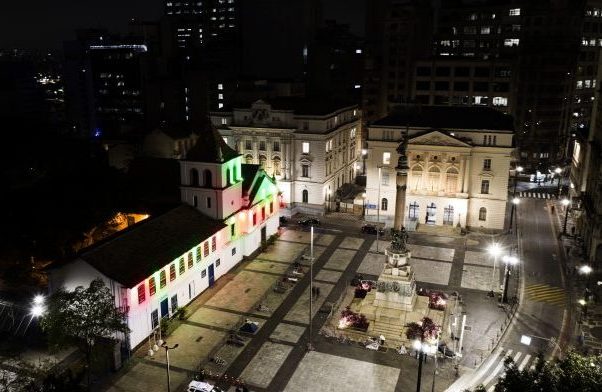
590,327,602,340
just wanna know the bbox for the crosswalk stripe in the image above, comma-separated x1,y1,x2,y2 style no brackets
471,347,503,386
519,354,531,371
482,349,512,387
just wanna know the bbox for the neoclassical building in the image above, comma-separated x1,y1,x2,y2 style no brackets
365,106,514,231
211,98,361,215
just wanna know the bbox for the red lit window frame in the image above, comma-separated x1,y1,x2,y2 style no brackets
137,284,145,304
204,241,209,257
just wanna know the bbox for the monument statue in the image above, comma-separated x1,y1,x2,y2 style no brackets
390,227,409,253
393,127,410,230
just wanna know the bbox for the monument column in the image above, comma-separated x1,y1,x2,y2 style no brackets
393,129,410,230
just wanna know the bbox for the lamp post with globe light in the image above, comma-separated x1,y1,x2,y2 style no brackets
501,256,519,303
488,244,502,297
555,167,562,195
161,341,179,392
30,295,46,318
513,166,523,196
510,197,520,231
579,265,593,290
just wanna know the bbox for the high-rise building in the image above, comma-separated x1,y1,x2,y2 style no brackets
364,0,590,170
63,30,151,138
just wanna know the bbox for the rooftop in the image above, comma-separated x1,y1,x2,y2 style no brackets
78,204,226,288
185,117,240,163
371,106,514,131
220,97,357,116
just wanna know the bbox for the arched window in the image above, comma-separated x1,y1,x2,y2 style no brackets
272,156,281,176
190,168,199,186
259,155,267,169
245,154,253,164
409,201,419,219
445,167,459,193
428,166,440,191
302,189,309,203
204,169,212,187
479,207,487,221
411,165,423,190
381,198,388,211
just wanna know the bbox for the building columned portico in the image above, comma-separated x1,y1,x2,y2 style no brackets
365,106,514,231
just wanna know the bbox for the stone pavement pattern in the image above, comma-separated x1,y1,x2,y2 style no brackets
102,226,512,392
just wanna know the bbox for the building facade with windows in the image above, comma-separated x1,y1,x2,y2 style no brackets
212,98,362,215
48,119,280,350
365,106,514,231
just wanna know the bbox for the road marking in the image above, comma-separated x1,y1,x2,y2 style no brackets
524,284,566,306
469,347,503,387
481,349,512,387
518,354,531,371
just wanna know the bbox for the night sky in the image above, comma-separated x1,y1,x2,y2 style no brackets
0,0,363,50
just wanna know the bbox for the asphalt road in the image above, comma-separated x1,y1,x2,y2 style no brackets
502,197,567,357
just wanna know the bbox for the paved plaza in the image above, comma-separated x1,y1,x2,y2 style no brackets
102,225,511,392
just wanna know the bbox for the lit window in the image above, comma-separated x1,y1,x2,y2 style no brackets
356,49,362,54
188,252,193,268
577,80,584,89
350,128,356,138
218,93,223,100
179,257,185,274
354,84,361,89
204,241,209,257
504,39,520,47
169,264,176,281
221,118,227,125
509,8,521,16
218,103,224,109
302,142,310,153
196,246,201,261
212,236,216,252
493,97,508,106
585,80,592,88
481,27,491,34
383,152,391,165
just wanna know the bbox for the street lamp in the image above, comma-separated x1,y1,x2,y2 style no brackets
579,265,593,289
555,167,562,195
362,192,367,218
520,334,562,358
30,294,46,317
561,198,571,235
161,341,179,392
501,256,519,303
361,149,367,175
509,197,520,231
513,166,523,197
578,298,588,318
377,166,382,253
488,244,502,297
412,340,434,392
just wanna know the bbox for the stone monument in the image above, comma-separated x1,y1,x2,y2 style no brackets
373,227,417,311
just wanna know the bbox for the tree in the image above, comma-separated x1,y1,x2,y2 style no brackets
469,351,602,392
405,317,440,343
40,279,129,388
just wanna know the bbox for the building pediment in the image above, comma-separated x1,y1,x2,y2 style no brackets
409,131,471,148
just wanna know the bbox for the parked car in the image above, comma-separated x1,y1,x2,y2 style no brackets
298,217,320,226
188,381,224,392
361,224,385,236
437,342,456,358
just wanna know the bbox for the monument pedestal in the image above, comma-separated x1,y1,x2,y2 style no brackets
372,247,417,312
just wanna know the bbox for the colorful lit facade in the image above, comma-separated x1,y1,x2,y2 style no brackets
48,119,279,350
